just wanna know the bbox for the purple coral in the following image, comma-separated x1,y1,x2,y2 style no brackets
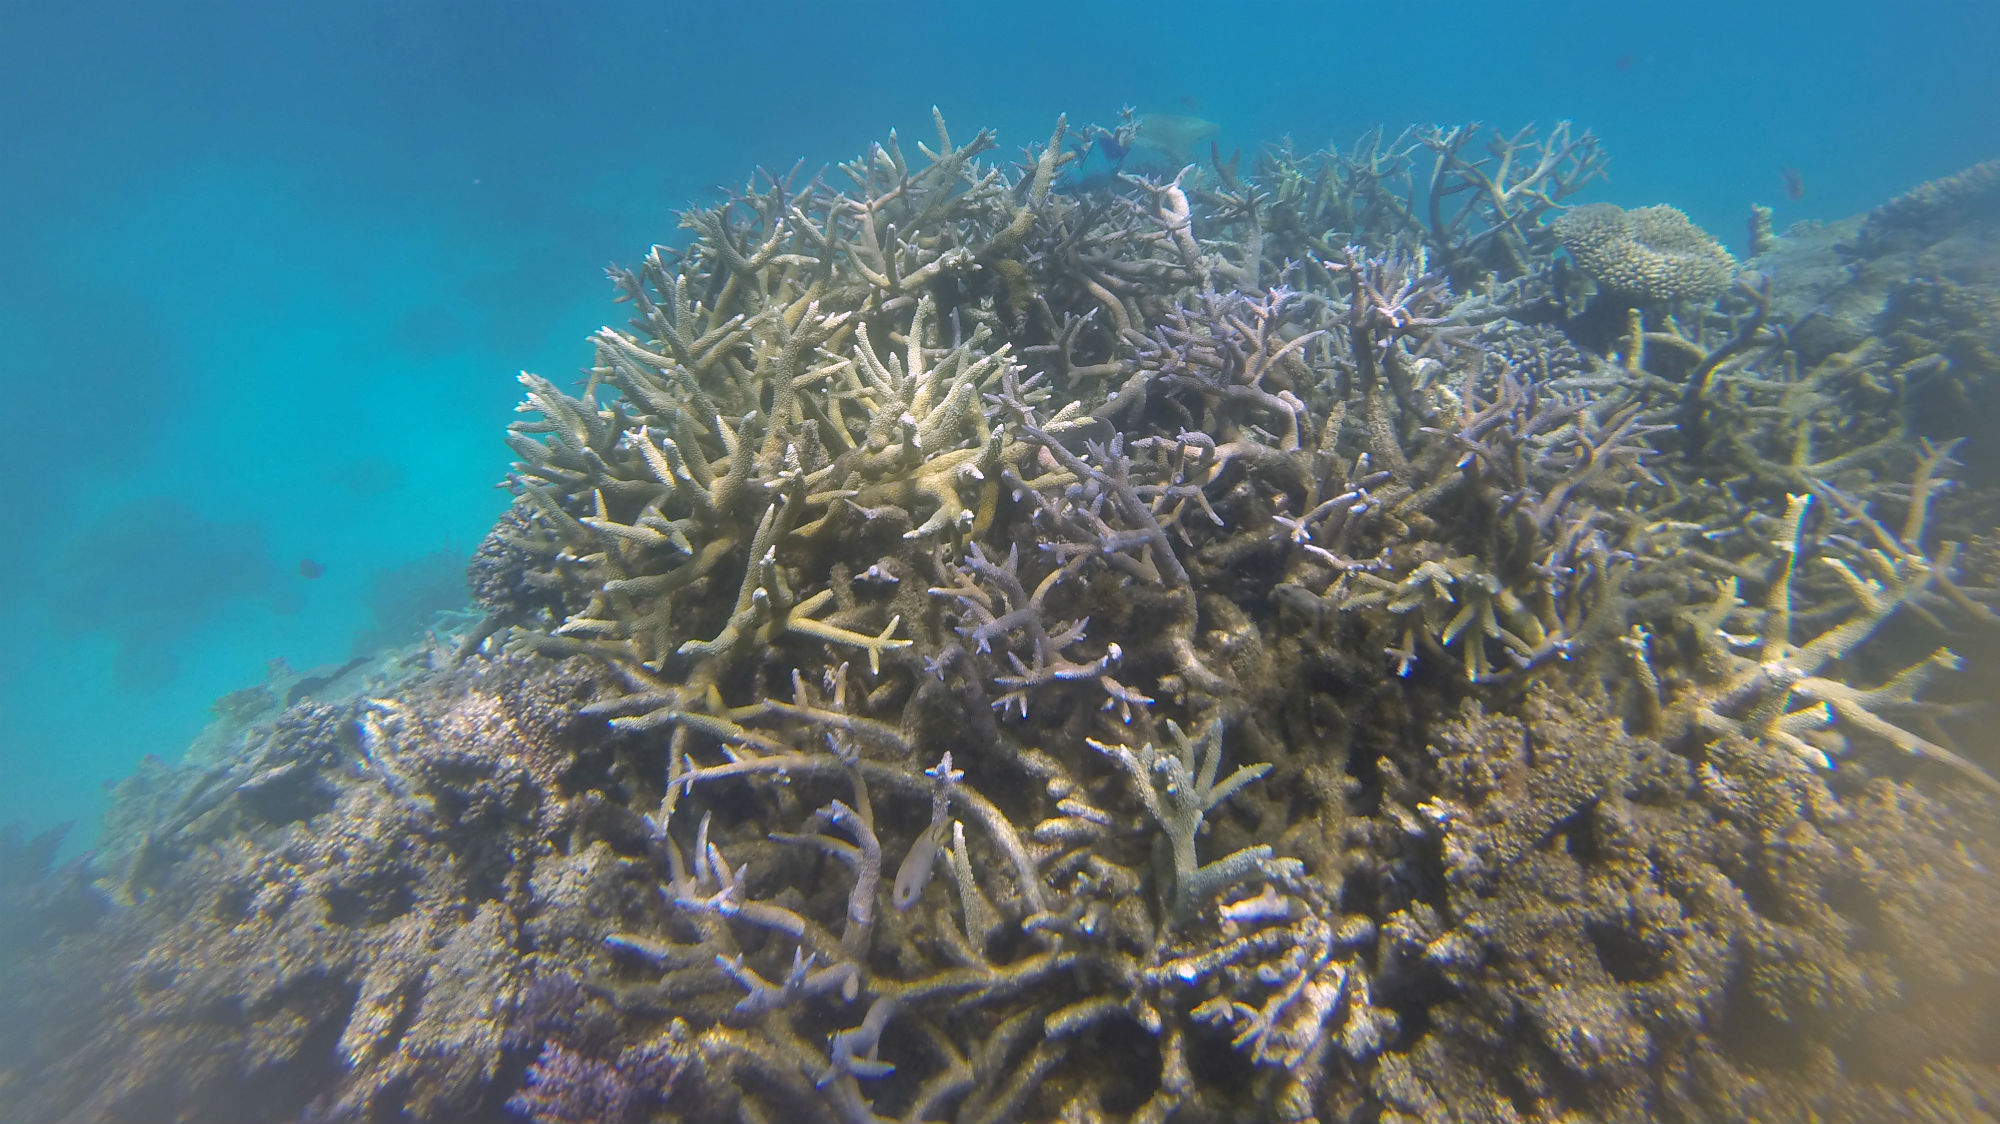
505,1039,682,1124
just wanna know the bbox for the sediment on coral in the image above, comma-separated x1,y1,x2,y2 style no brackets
5,113,1998,1124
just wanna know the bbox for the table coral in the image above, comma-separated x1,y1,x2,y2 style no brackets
1553,202,1737,305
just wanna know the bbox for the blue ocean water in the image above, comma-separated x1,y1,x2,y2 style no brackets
0,0,1994,843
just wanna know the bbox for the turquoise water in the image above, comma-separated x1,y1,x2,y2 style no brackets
2,1,1993,839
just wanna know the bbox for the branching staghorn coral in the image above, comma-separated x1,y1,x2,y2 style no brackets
1418,121,1607,281
1087,718,1290,919
598,693,1384,1123
1233,259,1665,683
1634,280,1956,498
928,542,1147,720
1252,128,1426,265
1136,285,1316,451
1632,469,1999,791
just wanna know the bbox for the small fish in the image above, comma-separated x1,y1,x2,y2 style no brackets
298,558,327,580
1614,53,1635,72
893,819,945,911
894,752,960,911
1178,94,1203,111
1780,166,1805,201
1272,582,1329,630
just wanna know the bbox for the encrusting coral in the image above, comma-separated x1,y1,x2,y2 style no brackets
3,113,1997,1124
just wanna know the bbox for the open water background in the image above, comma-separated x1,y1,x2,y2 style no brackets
1,0,1995,842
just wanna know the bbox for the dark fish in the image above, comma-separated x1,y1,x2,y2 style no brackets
1178,94,1203,111
1059,126,1131,194
1781,166,1805,201
298,558,327,580
1062,171,1122,194
1615,53,1634,72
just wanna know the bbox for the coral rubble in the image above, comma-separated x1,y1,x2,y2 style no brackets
4,116,1997,1124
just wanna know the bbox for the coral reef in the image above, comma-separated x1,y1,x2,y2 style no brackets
4,115,1996,1124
